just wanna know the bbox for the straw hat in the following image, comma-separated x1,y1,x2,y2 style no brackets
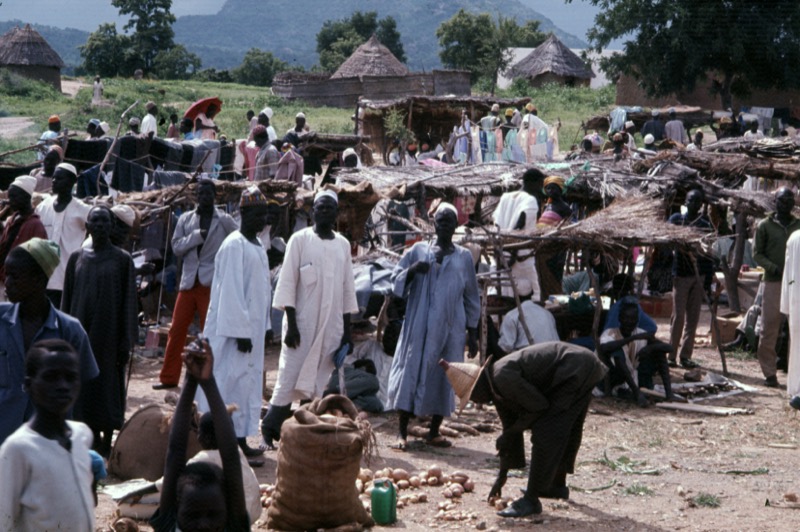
439,358,491,415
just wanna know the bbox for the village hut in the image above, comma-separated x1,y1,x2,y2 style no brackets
0,24,64,91
508,34,593,88
331,35,409,79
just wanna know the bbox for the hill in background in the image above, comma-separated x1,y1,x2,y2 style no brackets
1,0,586,73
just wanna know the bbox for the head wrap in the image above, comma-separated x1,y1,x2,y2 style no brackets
145,101,157,111
111,204,137,228
490,104,500,113
17,238,60,278
47,145,64,161
296,112,306,119
239,186,268,208
505,108,514,117
525,103,535,112
651,110,659,117
644,133,655,144
55,162,77,178
252,125,267,138
314,189,338,205
343,147,357,159
668,107,676,115
260,107,273,119
624,120,635,130
543,175,566,192
10,175,37,196
434,201,458,217
129,117,141,127
99,121,110,134
48,115,60,124
88,118,101,128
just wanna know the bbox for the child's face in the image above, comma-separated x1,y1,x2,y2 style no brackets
27,351,80,416
177,484,227,532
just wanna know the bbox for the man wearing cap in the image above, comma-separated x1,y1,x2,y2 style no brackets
664,109,689,145
35,163,92,307
249,108,277,144
641,110,665,142
141,101,158,137
624,120,637,151
196,186,271,457
480,104,502,162
262,189,359,449
37,115,62,160
0,238,98,444
0,176,47,301
283,112,308,148
85,119,101,140
62,205,138,456
127,117,142,136
484,341,607,518
154,180,238,390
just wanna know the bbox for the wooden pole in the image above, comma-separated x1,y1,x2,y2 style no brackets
693,255,729,376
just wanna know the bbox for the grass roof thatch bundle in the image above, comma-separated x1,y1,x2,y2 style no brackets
509,34,593,81
360,95,531,116
0,24,64,68
118,179,298,208
331,35,408,79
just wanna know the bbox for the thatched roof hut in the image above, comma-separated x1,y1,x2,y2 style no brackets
0,24,64,91
509,34,593,88
331,35,408,79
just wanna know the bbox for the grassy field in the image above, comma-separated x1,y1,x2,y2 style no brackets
0,70,617,165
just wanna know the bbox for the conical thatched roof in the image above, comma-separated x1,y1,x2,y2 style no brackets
509,34,592,80
331,34,408,79
0,24,64,68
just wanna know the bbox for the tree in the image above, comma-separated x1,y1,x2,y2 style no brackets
112,0,176,72
316,11,406,72
152,45,201,80
79,23,134,78
571,0,800,109
232,48,289,87
436,10,546,93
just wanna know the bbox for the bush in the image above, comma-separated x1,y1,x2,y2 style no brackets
0,69,61,100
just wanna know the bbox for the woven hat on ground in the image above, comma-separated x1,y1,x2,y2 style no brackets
439,358,491,415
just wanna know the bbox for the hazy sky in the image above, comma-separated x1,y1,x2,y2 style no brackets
522,0,625,49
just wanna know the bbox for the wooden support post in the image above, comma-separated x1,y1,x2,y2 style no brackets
693,255,729,376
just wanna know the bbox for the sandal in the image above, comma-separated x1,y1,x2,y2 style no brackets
425,436,452,448
390,438,408,451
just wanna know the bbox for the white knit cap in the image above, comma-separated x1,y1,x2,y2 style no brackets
111,204,137,227
314,189,338,204
56,162,78,177
435,202,458,217
260,107,273,119
10,175,37,196
99,121,110,134
296,112,306,119
644,134,655,144
343,147,357,158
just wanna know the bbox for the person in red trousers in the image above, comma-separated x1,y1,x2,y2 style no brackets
153,179,237,389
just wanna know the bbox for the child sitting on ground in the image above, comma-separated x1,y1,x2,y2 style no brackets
0,339,97,531
151,339,249,531
598,297,675,406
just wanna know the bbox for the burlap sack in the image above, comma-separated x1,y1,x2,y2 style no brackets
109,403,202,481
267,395,374,531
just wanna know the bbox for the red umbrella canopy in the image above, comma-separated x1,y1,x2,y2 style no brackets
183,97,222,121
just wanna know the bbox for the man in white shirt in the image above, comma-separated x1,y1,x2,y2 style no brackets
141,101,158,137
743,121,765,141
498,299,559,353
35,163,92,306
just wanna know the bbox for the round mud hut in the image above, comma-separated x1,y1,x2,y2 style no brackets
509,34,593,88
331,34,408,79
0,24,64,91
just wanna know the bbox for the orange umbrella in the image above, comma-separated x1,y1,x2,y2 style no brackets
183,97,222,121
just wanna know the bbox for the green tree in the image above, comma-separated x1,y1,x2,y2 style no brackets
152,44,201,80
79,23,134,78
112,0,176,72
436,10,546,93
571,0,800,109
316,11,406,72
232,48,289,87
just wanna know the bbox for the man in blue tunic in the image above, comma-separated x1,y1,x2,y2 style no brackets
387,203,480,449
0,238,97,445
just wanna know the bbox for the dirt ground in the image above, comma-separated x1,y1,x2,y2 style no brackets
96,309,800,531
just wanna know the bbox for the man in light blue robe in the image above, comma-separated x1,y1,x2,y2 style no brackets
387,203,480,449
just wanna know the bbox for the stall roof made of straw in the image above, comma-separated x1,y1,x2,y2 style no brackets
360,95,531,114
337,162,526,197
331,35,409,79
0,24,64,68
509,34,593,80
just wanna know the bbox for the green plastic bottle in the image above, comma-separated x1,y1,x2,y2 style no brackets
371,478,397,525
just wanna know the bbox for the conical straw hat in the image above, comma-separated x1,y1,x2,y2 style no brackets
439,358,491,415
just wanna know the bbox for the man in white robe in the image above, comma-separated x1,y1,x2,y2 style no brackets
196,186,271,457
261,189,359,448
493,168,545,301
782,230,800,403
